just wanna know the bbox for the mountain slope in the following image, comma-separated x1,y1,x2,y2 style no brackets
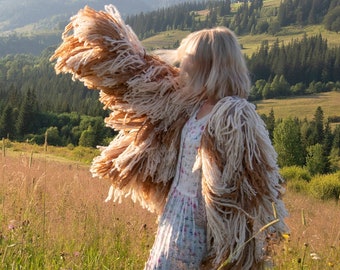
0,0,203,33
0,0,151,33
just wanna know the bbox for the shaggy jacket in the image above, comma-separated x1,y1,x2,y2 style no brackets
51,5,288,269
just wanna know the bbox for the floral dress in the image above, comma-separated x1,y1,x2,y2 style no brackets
145,109,211,270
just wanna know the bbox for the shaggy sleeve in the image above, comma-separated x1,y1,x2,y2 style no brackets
201,97,289,269
50,5,186,213
50,4,182,130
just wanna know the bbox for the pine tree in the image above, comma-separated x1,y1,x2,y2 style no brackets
332,125,340,156
16,88,38,137
266,108,275,141
323,121,334,157
0,105,15,139
313,106,324,144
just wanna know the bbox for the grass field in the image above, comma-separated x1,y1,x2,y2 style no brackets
239,24,340,55
1,142,339,269
263,0,281,8
254,91,340,121
0,150,156,269
142,30,190,50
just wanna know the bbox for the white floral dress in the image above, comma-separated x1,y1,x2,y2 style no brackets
145,109,211,270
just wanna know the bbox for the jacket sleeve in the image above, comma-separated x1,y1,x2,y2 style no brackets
201,97,289,269
50,4,183,130
50,5,186,213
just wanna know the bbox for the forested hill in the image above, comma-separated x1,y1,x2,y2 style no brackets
0,0,340,151
1,0,340,57
125,0,340,38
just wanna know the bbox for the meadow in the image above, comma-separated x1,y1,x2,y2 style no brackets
1,142,339,269
255,91,340,121
0,146,156,269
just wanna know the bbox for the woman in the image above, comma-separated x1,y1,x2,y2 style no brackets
51,5,288,269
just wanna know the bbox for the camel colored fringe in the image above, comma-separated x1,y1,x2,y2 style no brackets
50,5,288,269
201,97,288,268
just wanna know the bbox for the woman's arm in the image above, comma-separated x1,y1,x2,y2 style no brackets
50,5,187,213
50,5,183,130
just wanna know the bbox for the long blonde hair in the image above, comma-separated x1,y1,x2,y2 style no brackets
176,27,250,100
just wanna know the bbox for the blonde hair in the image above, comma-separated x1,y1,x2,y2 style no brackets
176,27,250,100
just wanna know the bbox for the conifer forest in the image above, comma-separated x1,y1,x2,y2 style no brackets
0,0,340,174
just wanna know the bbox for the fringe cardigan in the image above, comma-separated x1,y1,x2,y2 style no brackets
51,5,289,269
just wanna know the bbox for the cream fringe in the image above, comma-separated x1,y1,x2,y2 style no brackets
50,5,195,213
202,97,288,268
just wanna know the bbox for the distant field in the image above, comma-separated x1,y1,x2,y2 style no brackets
142,30,190,50
254,91,340,121
240,25,340,55
263,0,280,8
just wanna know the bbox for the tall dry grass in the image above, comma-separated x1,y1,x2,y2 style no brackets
1,145,339,269
273,192,340,269
0,150,156,269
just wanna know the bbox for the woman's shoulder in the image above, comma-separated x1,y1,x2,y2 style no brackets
218,96,254,106
211,96,256,116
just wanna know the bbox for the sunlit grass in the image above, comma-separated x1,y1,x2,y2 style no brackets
254,91,340,121
239,24,340,55
1,142,340,269
263,0,281,8
4,141,100,164
0,150,155,269
142,30,190,50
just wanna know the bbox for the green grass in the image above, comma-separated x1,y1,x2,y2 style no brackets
254,91,340,121
263,0,281,8
2,140,99,164
240,24,340,55
142,30,190,50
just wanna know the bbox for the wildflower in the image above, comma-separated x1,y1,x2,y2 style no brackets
282,233,290,241
8,220,18,231
310,252,321,260
60,252,67,261
74,251,81,257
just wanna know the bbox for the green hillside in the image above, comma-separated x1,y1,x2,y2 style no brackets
142,24,340,55
239,25,340,56
141,0,339,55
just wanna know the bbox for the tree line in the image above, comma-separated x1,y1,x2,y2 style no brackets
1,33,340,147
125,0,266,38
247,34,340,100
278,0,340,29
125,0,340,40
0,0,339,151
0,49,113,147
1,0,339,57
0,87,114,148
263,106,340,176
